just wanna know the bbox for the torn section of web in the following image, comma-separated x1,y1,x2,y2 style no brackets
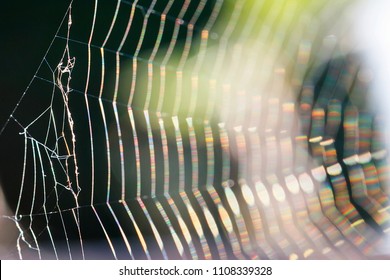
6,3,84,260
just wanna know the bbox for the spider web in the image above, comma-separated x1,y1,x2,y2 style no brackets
1,0,390,260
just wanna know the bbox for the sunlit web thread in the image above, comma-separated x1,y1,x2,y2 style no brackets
1,0,390,260
0,0,338,260
0,2,83,260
